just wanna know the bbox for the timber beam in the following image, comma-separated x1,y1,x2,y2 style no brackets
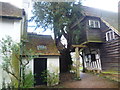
72,44,86,48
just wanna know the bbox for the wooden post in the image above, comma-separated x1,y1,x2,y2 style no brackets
72,44,86,79
75,47,80,79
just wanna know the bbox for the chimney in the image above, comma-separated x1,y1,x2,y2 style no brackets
21,0,30,42
22,0,30,16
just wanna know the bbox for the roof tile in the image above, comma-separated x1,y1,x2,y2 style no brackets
0,2,22,18
25,33,60,56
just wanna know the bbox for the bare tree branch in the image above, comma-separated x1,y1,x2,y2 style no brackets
4,68,19,81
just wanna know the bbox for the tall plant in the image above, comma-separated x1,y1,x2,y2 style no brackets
41,70,59,86
0,36,34,88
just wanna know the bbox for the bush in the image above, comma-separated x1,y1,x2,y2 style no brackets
21,72,34,88
41,70,59,86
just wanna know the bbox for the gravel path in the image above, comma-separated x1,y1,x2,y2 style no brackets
60,72,119,88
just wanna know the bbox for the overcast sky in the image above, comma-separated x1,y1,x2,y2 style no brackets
0,0,119,12
82,0,119,12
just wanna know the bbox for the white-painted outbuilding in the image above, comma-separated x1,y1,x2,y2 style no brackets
25,33,60,86
0,1,60,88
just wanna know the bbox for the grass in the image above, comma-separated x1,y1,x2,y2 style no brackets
86,70,120,83
102,71,119,74
101,71,119,82
79,67,83,70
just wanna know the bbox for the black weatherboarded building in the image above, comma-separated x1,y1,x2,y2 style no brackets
72,6,120,72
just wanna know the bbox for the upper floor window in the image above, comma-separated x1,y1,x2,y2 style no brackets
106,31,115,41
89,20,100,28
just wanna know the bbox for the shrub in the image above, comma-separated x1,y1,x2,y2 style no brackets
41,70,59,86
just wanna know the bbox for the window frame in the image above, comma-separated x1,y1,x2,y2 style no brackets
106,30,115,41
37,45,47,50
89,20,100,28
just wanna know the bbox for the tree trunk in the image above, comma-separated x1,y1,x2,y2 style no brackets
22,66,25,87
60,49,72,73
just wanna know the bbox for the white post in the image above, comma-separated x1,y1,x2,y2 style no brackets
75,47,80,79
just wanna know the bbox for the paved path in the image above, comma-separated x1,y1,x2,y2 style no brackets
60,72,119,88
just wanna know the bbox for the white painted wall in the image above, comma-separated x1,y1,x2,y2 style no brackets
47,56,60,74
27,56,60,86
0,18,22,89
0,18,21,42
47,56,59,86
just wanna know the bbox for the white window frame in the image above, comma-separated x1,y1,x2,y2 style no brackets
37,45,47,50
106,30,115,41
89,20,100,28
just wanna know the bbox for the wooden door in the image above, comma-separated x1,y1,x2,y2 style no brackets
34,58,47,86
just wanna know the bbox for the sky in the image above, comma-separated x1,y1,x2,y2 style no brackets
0,0,119,12
0,0,23,8
82,0,119,12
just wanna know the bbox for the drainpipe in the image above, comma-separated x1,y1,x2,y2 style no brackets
18,0,30,88
21,10,28,41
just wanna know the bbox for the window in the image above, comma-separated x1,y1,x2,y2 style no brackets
89,20,100,28
37,45,47,50
106,31,115,41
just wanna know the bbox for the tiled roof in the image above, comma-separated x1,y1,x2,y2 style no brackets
101,19,120,36
81,6,119,35
0,2,22,19
25,33,60,56
82,6,118,30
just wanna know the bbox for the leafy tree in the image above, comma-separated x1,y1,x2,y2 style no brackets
31,1,83,72
0,36,34,88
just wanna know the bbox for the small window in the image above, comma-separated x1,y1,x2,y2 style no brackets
37,45,47,50
106,30,115,41
89,20,100,28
